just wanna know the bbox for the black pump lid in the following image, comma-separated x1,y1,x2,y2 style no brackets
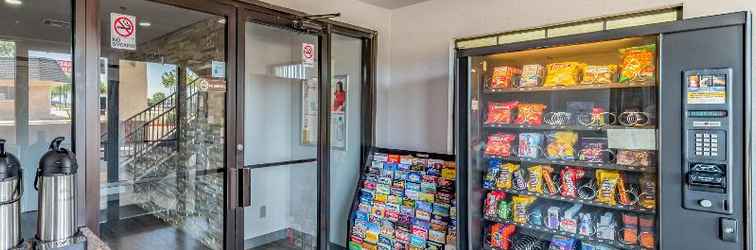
38,137,77,176
0,139,21,181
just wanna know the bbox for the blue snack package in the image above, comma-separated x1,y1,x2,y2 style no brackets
406,182,421,192
483,159,501,189
416,201,432,212
409,235,426,248
407,172,422,183
550,235,578,250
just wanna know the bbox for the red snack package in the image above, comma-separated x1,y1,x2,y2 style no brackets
485,101,519,125
484,133,516,157
560,167,585,198
515,103,547,126
490,66,522,90
489,223,517,249
484,191,506,218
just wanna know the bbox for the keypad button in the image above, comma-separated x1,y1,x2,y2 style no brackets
704,148,710,152
712,152,719,156
696,147,703,151
696,134,703,138
704,152,711,156
696,152,703,156
704,143,711,147
712,139,718,143
712,134,718,138
696,139,703,143
695,143,703,147
704,134,711,138
712,148,718,152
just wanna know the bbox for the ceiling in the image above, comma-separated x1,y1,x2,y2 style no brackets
356,0,431,9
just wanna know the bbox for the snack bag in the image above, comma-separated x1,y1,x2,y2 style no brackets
578,137,610,162
518,133,544,159
544,62,585,87
639,216,656,248
595,169,621,205
485,101,519,125
512,168,528,191
489,224,516,250
484,191,506,218
622,214,639,245
515,103,547,126
512,195,537,224
519,64,545,87
582,65,618,85
527,165,545,193
560,167,585,198
639,174,657,209
484,133,516,157
490,66,522,90
616,150,654,167
496,200,511,220
546,131,579,160
495,163,520,189
619,44,656,83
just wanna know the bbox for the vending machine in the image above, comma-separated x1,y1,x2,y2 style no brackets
454,12,752,250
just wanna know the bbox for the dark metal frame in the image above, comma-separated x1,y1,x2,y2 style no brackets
454,11,751,250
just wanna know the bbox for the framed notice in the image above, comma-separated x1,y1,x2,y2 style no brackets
301,78,319,145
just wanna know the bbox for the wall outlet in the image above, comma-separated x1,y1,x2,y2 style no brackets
260,205,266,218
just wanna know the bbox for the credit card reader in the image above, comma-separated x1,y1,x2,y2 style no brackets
682,68,733,214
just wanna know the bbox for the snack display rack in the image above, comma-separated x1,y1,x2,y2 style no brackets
467,36,660,250
347,148,457,250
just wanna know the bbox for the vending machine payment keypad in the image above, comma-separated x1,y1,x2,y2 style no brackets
682,68,733,214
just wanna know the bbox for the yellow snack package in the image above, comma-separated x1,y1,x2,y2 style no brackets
495,163,519,189
619,44,656,83
527,165,545,193
546,131,579,160
512,195,537,223
544,62,585,87
582,65,618,85
595,169,621,205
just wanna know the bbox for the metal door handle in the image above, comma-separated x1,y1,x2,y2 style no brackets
239,168,251,207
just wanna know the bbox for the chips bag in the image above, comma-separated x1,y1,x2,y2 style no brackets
518,64,545,87
512,195,537,224
485,133,516,157
496,200,511,220
560,167,585,198
527,165,545,193
495,163,519,189
483,159,500,189
512,168,528,191
546,131,579,160
582,65,618,85
639,174,657,209
518,133,544,159
485,101,519,125
544,62,585,86
489,224,517,249
596,169,621,205
515,103,547,126
619,44,656,83
484,191,506,218
490,66,522,90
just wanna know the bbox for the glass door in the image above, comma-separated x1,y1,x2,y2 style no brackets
96,1,233,249
239,13,323,250
467,37,660,249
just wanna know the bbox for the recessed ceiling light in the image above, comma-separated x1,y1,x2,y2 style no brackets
217,19,226,24
5,0,22,5
139,21,151,27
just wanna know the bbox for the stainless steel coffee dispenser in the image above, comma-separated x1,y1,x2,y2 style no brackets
35,137,77,243
0,139,22,250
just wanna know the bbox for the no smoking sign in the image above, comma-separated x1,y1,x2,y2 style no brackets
302,43,315,66
111,13,136,50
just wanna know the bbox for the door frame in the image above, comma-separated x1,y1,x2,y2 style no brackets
77,0,238,244
233,5,377,250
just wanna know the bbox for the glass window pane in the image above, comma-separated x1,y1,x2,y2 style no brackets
243,21,319,250
97,1,227,249
0,1,73,246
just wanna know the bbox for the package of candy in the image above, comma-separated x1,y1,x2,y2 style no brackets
596,212,617,241
546,206,561,230
544,62,585,87
549,235,579,250
560,167,585,198
497,200,511,220
595,169,621,205
622,214,639,245
578,212,594,237
484,191,506,218
582,65,618,85
485,101,519,125
546,131,579,160
578,137,610,162
616,150,654,167
526,165,545,193
619,44,656,84
490,66,522,90
495,163,519,189
639,174,657,209
518,64,545,87
484,133,516,157
488,224,517,249
512,168,528,191
515,103,547,126
542,166,559,194
518,133,544,159
437,178,455,194
512,195,537,224
560,203,582,234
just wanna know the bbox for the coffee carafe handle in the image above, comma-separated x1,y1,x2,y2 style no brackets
0,139,6,156
49,137,65,151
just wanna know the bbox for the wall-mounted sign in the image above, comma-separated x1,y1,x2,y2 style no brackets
211,60,225,78
302,43,315,67
110,13,136,50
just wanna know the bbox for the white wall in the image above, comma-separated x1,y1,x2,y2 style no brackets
388,0,756,153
